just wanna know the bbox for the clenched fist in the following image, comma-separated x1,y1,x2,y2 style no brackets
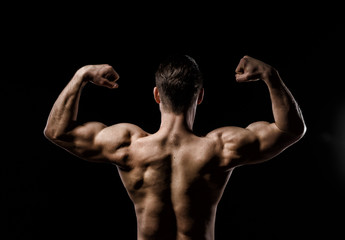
235,56,278,83
78,64,120,89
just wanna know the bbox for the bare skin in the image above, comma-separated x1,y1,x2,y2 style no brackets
44,56,306,240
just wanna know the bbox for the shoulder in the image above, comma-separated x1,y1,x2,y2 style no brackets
95,123,149,145
91,123,149,165
206,126,257,147
103,123,148,135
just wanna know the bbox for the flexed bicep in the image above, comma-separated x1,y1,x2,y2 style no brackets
51,121,108,162
245,121,298,163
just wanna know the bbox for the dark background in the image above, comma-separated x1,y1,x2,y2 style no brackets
3,3,344,240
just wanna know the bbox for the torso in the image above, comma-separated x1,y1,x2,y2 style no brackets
116,131,233,240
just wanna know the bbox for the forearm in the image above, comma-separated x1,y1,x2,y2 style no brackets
264,71,306,137
44,69,87,140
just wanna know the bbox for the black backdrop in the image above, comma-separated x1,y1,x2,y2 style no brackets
3,3,344,240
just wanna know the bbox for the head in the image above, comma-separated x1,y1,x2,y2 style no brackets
154,54,204,114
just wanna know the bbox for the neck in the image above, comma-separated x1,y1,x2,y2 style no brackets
159,108,196,133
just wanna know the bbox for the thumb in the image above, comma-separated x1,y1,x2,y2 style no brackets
106,80,119,89
97,77,119,89
235,72,261,82
235,73,249,82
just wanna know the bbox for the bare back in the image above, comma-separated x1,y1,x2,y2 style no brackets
44,57,306,240
116,130,232,240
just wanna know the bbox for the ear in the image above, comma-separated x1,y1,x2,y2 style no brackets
197,88,204,105
153,87,161,104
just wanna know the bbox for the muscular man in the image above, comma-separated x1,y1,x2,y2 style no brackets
44,55,306,240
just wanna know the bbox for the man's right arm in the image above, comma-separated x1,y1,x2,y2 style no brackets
43,64,125,163
208,56,306,169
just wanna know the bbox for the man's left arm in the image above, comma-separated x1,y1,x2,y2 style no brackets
236,56,307,163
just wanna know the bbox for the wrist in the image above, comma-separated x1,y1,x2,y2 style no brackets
73,66,92,87
262,68,281,86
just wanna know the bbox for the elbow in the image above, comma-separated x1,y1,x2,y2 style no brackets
279,119,307,143
291,121,307,142
43,126,72,144
43,126,61,142
299,123,307,140
43,126,55,141
298,118,307,138
301,122,307,137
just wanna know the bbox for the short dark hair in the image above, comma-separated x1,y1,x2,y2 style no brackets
155,54,203,113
